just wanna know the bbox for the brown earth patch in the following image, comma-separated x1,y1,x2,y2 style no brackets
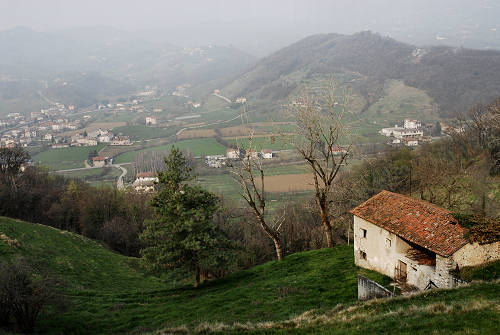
177,129,217,139
254,173,315,192
248,121,296,126
218,126,266,137
222,133,296,140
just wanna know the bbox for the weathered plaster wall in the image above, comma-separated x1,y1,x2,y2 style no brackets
358,275,393,300
353,216,450,290
453,242,500,268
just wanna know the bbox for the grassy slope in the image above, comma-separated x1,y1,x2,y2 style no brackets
1,216,498,334
33,144,107,170
219,281,499,335
113,138,227,164
0,216,391,334
113,125,175,141
0,216,161,293
43,246,392,334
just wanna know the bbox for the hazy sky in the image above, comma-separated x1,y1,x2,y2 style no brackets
2,0,500,54
1,0,498,32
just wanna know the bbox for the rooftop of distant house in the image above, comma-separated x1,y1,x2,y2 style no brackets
92,156,106,162
350,190,469,257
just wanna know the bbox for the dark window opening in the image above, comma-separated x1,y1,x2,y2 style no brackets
360,251,367,260
361,228,367,238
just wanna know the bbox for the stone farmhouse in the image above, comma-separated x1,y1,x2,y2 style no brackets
350,190,499,290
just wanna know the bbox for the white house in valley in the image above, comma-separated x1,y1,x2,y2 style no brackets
132,172,158,192
226,148,241,159
261,149,273,159
350,190,499,290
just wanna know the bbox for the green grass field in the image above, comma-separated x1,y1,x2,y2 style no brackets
196,165,311,208
113,125,175,140
228,136,296,151
55,166,122,182
0,216,161,293
113,138,227,164
1,216,498,334
174,138,227,156
363,80,439,126
33,144,107,170
215,282,500,335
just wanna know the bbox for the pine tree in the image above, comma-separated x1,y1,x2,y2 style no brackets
139,147,236,286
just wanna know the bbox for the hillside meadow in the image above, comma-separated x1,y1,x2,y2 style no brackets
33,144,107,170
1,216,392,334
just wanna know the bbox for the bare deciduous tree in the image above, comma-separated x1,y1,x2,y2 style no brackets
230,130,285,261
285,83,351,248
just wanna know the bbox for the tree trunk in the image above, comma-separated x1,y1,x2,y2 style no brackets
319,202,334,248
194,264,200,287
272,237,283,261
257,216,283,261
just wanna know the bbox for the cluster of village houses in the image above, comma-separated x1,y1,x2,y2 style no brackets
0,105,82,148
49,128,133,149
380,118,430,146
0,100,143,148
205,148,274,168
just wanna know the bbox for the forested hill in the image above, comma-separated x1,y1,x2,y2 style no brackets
222,31,500,117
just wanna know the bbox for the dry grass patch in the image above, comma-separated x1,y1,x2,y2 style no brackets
177,129,217,139
218,125,264,137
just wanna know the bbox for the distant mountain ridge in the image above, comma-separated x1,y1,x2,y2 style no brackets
0,27,256,109
222,31,500,117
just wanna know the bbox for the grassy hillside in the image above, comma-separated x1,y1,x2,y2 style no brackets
33,144,107,171
1,216,391,334
0,216,161,292
222,31,500,118
174,281,498,334
1,216,498,334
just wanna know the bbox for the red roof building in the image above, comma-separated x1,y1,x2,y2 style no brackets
349,191,498,291
350,190,468,257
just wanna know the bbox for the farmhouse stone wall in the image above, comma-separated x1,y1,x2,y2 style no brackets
452,242,500,268
358,275,393,300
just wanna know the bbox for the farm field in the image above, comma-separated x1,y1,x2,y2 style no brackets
57,122,126,137
98,111,141,122
175,138,227,156
55,166,122,182
113,125,176,140
113,138,227,164
227,135,295,151
197,165,314,211
33,144,107,170
255,173,315,192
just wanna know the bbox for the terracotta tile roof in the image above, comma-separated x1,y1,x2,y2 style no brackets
350,190,469,257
